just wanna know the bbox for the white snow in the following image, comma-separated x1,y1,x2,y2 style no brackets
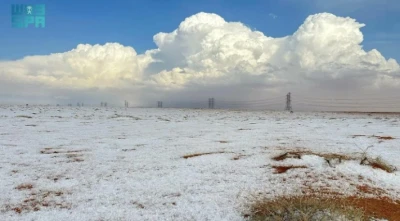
0,106,399,220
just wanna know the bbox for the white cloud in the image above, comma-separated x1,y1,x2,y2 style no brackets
0,12,399,108
269,13,278,19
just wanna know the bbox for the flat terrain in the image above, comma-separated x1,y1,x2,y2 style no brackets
0,106,399,220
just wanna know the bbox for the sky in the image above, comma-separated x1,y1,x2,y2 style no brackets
0,0,399,110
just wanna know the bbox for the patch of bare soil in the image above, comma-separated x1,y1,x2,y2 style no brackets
302,186,400,221
371,135,396,140
182,151,227,159
232,154,247,160
40,147,86,163
272,165,308,174
351,134,396,140
4,189,71,214
15,183,34,191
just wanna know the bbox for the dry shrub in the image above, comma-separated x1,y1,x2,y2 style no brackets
368,157,396,173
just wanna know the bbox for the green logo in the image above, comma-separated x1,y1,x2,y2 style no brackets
11,4,45,28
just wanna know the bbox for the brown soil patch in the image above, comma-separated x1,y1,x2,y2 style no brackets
356,185,386,195
232,154,247,160
352,135,396,140
371,135,396,140
218,140,229,143
246,194,400,221
272,165,307,174
297,183,400,220
15,183,34,190
272,152,302,161
183,151,226,159
345,196,400,220
5,190,70,214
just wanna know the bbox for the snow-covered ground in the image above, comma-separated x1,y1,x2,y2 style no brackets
0,106,399,220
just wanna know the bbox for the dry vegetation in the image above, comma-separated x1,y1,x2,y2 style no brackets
245,193,400,221
259,148,400,220
272,151,396,173
361,157,397,173
245,195,367,221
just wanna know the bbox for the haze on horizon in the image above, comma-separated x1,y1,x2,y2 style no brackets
0,1,399,112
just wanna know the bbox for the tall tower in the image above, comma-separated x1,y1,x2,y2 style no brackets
285,92,292,112
208,98,215,109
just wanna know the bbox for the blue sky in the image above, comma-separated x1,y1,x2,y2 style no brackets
0,0,399,61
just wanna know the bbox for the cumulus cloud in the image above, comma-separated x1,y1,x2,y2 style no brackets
0,12,399,109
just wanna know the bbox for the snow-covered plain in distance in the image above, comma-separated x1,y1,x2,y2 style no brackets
0,106,399,221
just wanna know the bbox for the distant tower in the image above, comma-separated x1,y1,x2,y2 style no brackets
157,101,163,108
285,92,292,112
208,98,215,109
